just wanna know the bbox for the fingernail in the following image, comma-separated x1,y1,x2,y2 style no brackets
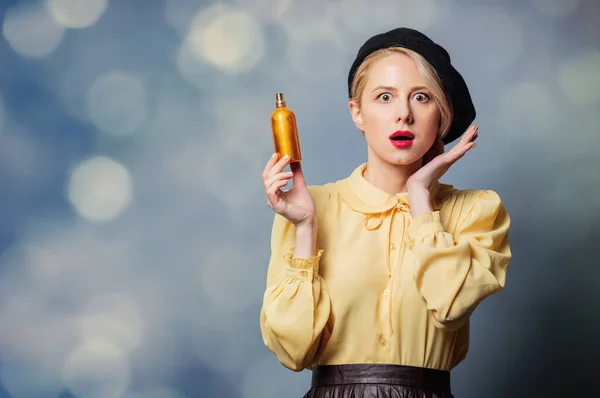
271,153,277,159
282,155,289,160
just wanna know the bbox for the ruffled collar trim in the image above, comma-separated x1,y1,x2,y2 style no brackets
335,163,455,230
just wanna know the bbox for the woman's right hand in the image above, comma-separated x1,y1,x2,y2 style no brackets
262,153,316,227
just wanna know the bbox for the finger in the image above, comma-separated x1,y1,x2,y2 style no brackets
262,153,279,179
453,127,477,152
266,179,289,205
459,125,477,146
447,140,475,163
446,129,473,160
452,142,476,161
266,185,283,205
271,178,289,193
267,174,292,192
457,127,472,145
269,155,291,177
290,162,307,188
459,141,476,156
264,171,293,190
471,125,479,142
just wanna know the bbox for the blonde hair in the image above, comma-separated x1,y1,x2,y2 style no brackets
349,47,453,164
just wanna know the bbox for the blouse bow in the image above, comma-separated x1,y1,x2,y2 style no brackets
335,174,454,231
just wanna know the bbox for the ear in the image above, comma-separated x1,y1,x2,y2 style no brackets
348,99,364,130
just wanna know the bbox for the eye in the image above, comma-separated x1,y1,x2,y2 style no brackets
377,92,392,102
413,92,430,102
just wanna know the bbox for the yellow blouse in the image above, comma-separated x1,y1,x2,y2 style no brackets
260,163,512,372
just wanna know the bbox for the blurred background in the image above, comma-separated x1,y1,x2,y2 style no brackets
0,0,598,397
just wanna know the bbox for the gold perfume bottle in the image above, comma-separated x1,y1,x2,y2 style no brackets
270,93,302,163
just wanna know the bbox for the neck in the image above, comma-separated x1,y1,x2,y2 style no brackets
363,155,423,195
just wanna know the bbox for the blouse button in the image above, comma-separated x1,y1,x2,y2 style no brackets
300,271,308,278
389,243,396,250
383,289,390,296
380,337,387,346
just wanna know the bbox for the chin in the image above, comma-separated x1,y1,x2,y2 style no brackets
384,152,425,167
368,142,428,167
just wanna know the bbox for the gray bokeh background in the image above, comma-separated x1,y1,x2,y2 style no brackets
0,0,598,397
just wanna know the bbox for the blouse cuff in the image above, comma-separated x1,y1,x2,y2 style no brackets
283,249,324,281
406,211,444,247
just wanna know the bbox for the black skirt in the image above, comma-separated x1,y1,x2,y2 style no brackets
303,363,454,398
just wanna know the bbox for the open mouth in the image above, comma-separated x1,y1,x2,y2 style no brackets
389,131,415,147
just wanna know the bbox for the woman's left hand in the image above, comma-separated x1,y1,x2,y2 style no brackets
407,125,479,191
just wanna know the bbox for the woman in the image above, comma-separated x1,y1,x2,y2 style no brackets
260,27,512,398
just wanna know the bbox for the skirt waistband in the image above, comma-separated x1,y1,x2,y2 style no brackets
311,364,451,392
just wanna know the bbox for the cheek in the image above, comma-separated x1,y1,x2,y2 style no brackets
363,106,388,129
421,107,441,135
361,112,385,145
359,107,376,129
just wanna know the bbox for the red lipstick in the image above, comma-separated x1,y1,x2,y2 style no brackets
389,130,414,148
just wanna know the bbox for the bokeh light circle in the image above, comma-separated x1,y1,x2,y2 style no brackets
63,339,130,398
67,156,133,222
187,5,266,73
3,2,65,58
48,0,108,28
558,49,600,106
86,71,148,136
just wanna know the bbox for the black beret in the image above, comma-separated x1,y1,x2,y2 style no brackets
347,27,475,145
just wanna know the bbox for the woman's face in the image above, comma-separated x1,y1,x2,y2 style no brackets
349,52,441,167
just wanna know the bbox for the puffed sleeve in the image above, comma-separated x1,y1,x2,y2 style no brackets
260,210,332,371
406,189,512,331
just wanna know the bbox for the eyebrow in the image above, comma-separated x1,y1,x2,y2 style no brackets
371,85,429,93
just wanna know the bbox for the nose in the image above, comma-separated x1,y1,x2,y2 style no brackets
395,99,413,124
